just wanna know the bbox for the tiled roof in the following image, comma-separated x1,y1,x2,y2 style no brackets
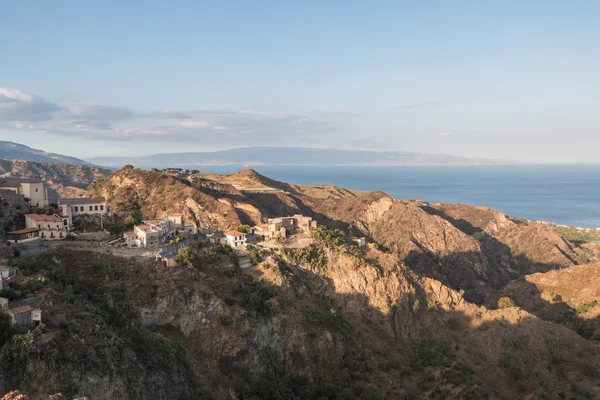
59,197,106,205
168,213,183,217
0,182,22,188
8,305,35,316
224,230,246,237
25,214,63,222
7,227,40,235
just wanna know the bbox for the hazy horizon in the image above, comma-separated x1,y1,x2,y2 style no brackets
1,1,599,162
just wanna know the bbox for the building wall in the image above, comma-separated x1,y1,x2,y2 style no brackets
10,311,32,326
225,235,247,248
0,298,7,311
21,183,48,208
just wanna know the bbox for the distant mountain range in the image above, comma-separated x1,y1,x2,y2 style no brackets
0,140,92,165
87,147,510,168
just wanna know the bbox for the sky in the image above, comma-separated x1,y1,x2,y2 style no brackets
0,1,599,162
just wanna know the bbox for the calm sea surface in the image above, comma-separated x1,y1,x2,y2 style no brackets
190,164,600,228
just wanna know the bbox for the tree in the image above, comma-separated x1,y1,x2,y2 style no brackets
237,225,249,234
170,239,175,246
176,237,181,244
175,247,196,265
191,169,200,174
123,164,135,170
124,216,135,228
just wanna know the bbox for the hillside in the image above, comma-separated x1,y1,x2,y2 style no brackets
499,262,600,340
3,167,599,399
0,141,91,166
86,146,510,168
0,243,598,399
0,160,112,200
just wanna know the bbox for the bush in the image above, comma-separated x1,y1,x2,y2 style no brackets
175,247,196,265
237,225,249,234
498,297,516,309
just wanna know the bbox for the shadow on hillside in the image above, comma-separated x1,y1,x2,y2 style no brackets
4,248,600,400
220,259,600,399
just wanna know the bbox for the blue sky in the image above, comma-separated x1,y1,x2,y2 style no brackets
1,1,599,162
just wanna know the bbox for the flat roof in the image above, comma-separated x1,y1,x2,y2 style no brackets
59,197,106,205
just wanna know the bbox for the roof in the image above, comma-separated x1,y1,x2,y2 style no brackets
168,213,183,217
157,251,177,260
25,214,63,222
7,227,40,235
20,180,43,184
59,197,106,205
224,230,246,237
0,182,22,188
0,266,8,271
0,189,20,194
123,231,136,237
7,305,35,316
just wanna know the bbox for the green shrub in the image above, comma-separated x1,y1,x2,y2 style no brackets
498,297,516,309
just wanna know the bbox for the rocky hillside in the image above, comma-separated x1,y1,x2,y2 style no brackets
3,166,597,399
1,240,599,399
302,194,596,303
499,262,600,340
0,160,111,200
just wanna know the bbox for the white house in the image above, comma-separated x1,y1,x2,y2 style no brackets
59,197,108,230
24,214,68,240
0,266,9,279
224,231,247,248
351,237,366,247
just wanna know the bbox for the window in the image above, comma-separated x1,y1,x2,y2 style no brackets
95,205,98,211
100,205,104,211
74,206,78,212
35,188,38,192
89,206,93,211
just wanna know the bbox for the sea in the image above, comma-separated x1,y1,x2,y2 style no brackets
186,164,600,229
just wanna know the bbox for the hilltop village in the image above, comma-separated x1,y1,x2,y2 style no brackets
0,172,369,332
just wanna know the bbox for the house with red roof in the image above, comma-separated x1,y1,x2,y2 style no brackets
224,231,247,248
24,213,68,240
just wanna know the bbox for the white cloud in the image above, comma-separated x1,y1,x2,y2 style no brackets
65,104,134,120
0,87,352,147
0,88,61,121
181,120,209,128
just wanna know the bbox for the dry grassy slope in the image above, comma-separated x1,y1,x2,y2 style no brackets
4,246,599,400
499,262,600,339
428,203,593,271
309,192,504,302
0,159,111,200
87,167,246,230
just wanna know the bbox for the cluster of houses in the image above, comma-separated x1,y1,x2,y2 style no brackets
206,214,319,248
0,264,42,328
125,213,196,248
5,180,109,244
